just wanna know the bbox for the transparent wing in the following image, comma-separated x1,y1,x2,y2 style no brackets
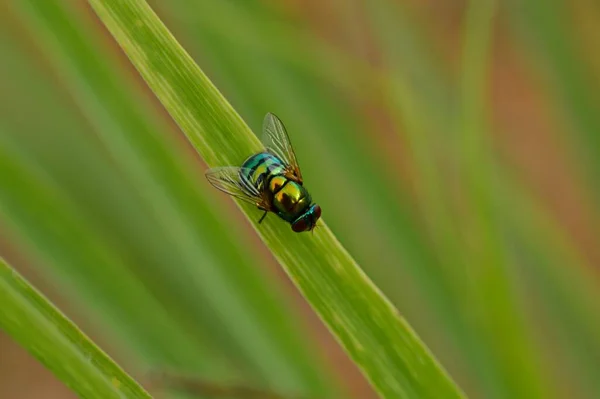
205,166,267,208
262,113,303,182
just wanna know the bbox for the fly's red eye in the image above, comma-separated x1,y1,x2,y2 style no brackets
313,205,322,220
292,218,308,232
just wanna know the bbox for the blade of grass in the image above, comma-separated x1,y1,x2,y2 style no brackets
0,255,151,399
85,0,466,397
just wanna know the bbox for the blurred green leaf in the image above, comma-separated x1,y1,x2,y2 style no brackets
0,127,205,369
457,1,547,397
507,0,600,199
0,256,151,399
497,171,600,396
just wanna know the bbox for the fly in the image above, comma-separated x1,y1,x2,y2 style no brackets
206,113,321,232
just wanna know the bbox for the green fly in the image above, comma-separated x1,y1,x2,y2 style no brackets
206,113,321,232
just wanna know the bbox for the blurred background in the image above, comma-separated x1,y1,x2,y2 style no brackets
2,0,600,398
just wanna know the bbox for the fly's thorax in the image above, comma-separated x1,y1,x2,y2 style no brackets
268,175,287,193
270,180,311,221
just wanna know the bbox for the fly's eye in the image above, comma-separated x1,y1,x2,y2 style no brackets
291,218,309,232
313,204,322,220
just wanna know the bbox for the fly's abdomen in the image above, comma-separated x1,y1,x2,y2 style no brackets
241,152,286,191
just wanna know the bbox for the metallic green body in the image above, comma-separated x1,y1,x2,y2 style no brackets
241,152,312,223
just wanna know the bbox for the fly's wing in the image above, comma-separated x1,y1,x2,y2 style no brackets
262,113,303,183
205,167,269,209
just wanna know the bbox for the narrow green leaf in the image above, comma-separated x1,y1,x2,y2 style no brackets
0,256,151,399
86,0,465,397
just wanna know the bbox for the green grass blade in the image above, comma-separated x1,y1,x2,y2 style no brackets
0,256,151,399
86,0,465,397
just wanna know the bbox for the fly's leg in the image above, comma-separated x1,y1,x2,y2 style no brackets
258,211,268,224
